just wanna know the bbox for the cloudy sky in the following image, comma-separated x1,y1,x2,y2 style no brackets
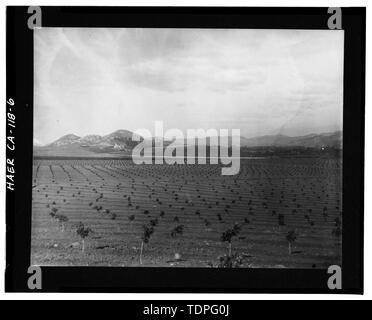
34,28,344,145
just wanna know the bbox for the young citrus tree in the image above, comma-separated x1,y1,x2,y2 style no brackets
76,222,92,252
220,223,241,257
49,207,58,220
170,224,184,262
286,230,298,255
171,224,184,238
55,214,68,232
332,216,342,245
140,224,154,265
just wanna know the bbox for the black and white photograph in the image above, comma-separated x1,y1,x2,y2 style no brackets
31,28,343,268
4,5,365,295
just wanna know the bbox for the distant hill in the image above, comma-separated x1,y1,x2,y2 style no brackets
49,134,80,147
34,130,342,158
240,131,342,148
34,130,142,158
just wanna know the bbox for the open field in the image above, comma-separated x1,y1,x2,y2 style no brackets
31,157,342,268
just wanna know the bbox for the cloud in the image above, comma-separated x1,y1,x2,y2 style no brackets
34,28,344,144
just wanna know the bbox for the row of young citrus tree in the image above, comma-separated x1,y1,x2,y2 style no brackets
48,202,317,267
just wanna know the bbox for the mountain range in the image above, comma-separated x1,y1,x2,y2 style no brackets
239,131,342,148
34,130,342,157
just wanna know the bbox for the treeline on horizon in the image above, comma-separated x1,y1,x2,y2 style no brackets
34,146,342,161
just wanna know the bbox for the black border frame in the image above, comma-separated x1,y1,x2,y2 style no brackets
5,6,365,293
